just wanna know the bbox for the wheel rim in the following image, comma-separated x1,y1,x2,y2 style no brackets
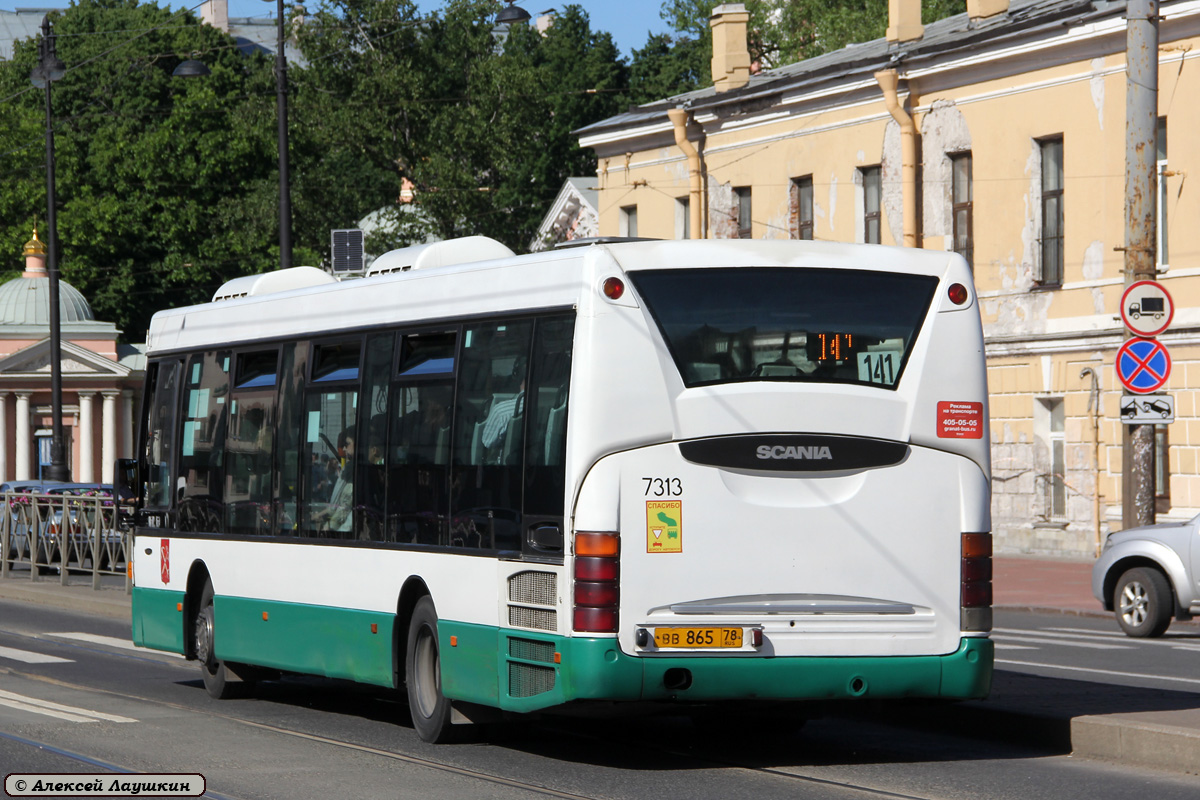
196,607,215,667
1119,581,1149,628
413,623,440,719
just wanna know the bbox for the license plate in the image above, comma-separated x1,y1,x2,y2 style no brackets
653,627,743,648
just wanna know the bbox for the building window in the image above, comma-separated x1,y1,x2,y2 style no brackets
1155,423,1170,514
791,176,814,240
861,166,881,244
734,187,752,238
1157,117,1169,272
619,205,638,238
1038,137,1064,286
1037,397,1067,519
675,197,690,240
950,152,973,267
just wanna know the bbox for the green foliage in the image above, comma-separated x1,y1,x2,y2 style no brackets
294,1,626,253
0,0,281,338
653,0,968,79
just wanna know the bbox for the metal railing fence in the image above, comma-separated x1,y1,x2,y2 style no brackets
1,490,132,592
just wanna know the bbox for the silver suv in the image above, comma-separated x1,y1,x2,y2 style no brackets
1092,516,1200,637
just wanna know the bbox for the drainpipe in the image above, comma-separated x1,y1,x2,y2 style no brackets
668,107,704,239
874,69,917,248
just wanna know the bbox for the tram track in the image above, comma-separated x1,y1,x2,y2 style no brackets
4,665,946,800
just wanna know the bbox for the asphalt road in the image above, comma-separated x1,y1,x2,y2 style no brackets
992,608,1200,692
1,600,1198,800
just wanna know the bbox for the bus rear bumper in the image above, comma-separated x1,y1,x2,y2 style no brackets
488,633,993,713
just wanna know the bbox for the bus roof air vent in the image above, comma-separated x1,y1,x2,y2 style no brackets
367,236,516,276
212,266,337,302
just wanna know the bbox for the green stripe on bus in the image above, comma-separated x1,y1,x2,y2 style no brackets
214,596,395,688
438,634,993,713
131,587,186,653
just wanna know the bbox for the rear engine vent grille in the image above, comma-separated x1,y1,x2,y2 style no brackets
508,637,556,664
509,606,557,631
509,571,557,605
509,662,556,698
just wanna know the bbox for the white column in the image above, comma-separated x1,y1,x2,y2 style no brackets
15,392,31,481
102,391,119,485
79,392,96,483
0,392,8,483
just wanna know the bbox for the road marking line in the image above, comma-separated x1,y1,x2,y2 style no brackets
991,633,1131,650
0,689,136,723
0,646,73,664
1042,626,1200,648
996,627,1126,643
997,658,1200,686
47,632,185,659
0,697,97,723
994,643,1037,651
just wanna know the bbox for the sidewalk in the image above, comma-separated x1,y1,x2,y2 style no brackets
0,557,1197,774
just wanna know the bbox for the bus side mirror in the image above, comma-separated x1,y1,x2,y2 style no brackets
114,458,139,505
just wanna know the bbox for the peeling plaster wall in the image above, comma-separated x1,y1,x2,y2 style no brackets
708,180,740,239
983,140,1053,337
920,100,972,242
1090,57,1106,132
881,121,903,245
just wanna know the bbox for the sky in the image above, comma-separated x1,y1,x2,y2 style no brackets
211,1,673,58
10,1,672,57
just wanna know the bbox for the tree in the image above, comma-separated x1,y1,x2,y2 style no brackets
653,0,968,77
627,32,707,106
293,1,626,253
0,0,281,338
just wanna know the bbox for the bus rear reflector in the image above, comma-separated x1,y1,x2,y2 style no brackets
574,531,619,633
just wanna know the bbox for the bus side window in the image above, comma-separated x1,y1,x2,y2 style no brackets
452,320,533,551
356,333,393,542
299,340,362,538
524,315,574,549
143,359,182,512
177,351,229,533
226,350,279,536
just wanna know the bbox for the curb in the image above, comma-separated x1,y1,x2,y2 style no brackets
1072,714,1200,774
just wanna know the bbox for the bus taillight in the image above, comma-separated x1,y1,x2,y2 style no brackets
573,531,620,633
961,532,993,632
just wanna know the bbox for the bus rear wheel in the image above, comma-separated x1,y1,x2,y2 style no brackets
405,596,456,743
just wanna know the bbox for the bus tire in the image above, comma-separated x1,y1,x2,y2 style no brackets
405,596,456,743
1114,567,1172,638
195,580,256,699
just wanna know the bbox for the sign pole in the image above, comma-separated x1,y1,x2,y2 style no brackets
1122,0,1159,529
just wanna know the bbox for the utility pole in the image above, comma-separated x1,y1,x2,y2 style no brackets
1122,0,1159,529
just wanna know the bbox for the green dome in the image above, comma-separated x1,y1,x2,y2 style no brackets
0,275,96,325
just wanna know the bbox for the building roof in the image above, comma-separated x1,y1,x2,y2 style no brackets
0,273,95,326
0,8,48,60
576,0,1126,144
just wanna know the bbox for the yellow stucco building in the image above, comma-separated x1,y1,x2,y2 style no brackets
577,0,1200,557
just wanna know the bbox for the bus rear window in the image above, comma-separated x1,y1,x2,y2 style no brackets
629,267,938,389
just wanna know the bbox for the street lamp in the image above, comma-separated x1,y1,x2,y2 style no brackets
30,19,207,483
30,16,68,482
268,0,294,269
496,1,532,24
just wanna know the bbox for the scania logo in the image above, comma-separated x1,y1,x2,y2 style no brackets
756,445,833,460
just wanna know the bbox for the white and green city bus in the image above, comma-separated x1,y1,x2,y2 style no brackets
123,237,993,742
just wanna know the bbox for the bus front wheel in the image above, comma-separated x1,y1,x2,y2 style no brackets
405,596,456,743
195,580,258,699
